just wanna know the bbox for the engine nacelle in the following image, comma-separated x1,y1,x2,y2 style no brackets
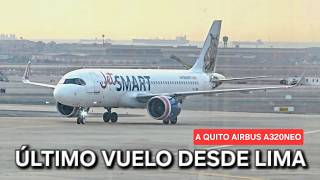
147,96,181,120
56,102,80,117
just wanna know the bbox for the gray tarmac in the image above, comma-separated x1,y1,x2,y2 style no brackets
0,104,319,180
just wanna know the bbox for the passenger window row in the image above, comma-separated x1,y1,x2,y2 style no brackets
150,81,199,85
305,78,319,82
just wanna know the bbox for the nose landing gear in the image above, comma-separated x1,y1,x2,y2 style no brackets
103,107,118,123
77,107,88,124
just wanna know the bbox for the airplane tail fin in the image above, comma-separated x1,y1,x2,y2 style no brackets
191,20,222,73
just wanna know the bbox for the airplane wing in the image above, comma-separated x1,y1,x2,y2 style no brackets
219,76,268,82
170,55,192,69
22,61,56,89
136,83,299,102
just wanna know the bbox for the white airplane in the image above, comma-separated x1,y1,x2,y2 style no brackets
22,20,296,125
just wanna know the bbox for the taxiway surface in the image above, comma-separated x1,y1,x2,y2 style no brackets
0,104,319,180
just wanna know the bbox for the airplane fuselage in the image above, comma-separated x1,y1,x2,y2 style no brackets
53,69,222,108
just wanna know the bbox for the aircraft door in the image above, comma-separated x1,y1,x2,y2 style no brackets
87,72,102,106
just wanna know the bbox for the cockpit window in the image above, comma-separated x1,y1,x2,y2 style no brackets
64,78,86,86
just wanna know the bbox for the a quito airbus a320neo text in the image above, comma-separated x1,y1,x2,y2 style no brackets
22,20,297,125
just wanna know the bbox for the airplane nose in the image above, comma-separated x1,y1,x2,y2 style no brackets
53,86,66,103
53,85,77,106
53,84,85,106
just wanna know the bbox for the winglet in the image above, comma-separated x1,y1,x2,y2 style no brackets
22,61,31,82
21,61,56,89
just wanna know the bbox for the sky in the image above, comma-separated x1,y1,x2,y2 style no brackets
0,0,319,42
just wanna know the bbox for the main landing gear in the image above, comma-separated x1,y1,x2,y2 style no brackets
163,117,178,125
77,107,88,124
103,107,118,123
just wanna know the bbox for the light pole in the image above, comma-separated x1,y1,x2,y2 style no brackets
102,34,105,47
223,36,228,48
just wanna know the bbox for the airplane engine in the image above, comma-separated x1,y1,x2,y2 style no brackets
147,96,181,120
56,102,80,117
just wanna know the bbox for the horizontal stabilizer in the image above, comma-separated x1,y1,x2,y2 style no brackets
219,76,269,82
